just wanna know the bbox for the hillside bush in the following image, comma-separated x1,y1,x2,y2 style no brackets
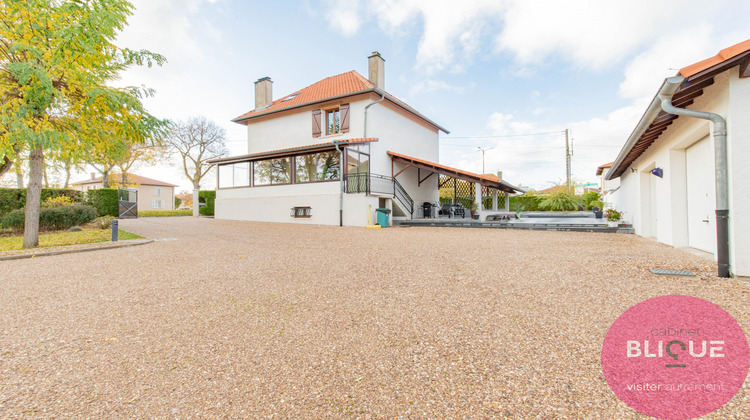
583,191,601,210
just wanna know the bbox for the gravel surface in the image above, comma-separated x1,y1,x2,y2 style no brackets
1,217,748,418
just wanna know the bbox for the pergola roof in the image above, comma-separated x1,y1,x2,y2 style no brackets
388,151,524,194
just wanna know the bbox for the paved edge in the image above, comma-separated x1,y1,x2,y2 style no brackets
0,239,154,261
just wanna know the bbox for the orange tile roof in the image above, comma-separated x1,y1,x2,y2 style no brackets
232,70,449,133
209,138,377,165
596,161,614,176
233,71,374,121
680,39,750,77
72,174,179,187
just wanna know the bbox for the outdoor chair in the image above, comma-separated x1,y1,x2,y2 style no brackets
453,204,466,218
439,204,454,218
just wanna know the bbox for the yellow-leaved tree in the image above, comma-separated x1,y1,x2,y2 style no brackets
0,0,167,248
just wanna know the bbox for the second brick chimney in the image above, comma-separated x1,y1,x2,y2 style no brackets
254,77,273,110
368,51,385,89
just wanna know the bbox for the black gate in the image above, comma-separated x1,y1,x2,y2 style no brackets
118,188,138,219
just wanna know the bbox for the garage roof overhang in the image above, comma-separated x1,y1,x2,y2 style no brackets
606,41,750,180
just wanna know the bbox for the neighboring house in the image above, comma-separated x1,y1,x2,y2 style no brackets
71,173,178,211
606,39,750,277
211,52,522,226
596,161,619,208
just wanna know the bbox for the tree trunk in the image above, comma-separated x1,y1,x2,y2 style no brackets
102,170,109,188
63,160,71,188
192,176,201,217
121,171,127,188
43,161,49,188
0,156,12,178
14,159,24,188
23,146,44,249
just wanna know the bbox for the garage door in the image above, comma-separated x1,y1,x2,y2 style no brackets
686,136,715,254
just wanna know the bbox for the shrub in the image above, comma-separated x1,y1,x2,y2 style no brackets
138,210,192,217
538,190,584,211
1,205,97,231
198,190,215,216
0,188,83,217
583,191,601,210
590,200,604,210
86,189,119,217
174,197,182,208
43,195,75,208
1,209,25,231
605,208,623,222
510,194,543,212
91,215,116,229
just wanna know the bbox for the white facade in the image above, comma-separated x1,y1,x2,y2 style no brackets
215,92,442,227
611,68,750,277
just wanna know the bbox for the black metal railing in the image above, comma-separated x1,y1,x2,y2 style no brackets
393,178,414,215
344,172,414,216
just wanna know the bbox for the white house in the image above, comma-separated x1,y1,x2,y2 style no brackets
212,52,522,227
595,161,620,208
72,173,177,211
606,40,750,278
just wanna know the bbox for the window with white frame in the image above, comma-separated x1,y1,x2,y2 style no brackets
152,199,164,209
154,187,162,196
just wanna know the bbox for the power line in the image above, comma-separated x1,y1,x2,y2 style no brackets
441,130,565,139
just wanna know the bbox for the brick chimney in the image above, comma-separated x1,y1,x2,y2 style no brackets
496,171,502,180
254,77,273,110
368,51,385,89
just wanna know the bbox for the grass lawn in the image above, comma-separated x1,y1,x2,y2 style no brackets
138,210,192,217
0,228,141,252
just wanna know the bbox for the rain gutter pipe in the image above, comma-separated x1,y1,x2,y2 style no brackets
659,75,730,278
364,90,386,138
332,139,343,226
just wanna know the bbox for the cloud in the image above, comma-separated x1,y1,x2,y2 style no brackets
409,79,466,96
618,25,715,99
367,0,505,74
323,0,363,36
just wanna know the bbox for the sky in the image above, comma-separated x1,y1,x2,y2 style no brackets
73,0,750,192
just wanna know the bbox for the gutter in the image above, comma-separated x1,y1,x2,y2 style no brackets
605,80,668,181
659,75,730,278
364,91,386,138
332,139,344,227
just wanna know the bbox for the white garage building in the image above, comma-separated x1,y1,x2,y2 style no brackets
606,40,750,277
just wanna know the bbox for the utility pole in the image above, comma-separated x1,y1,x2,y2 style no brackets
477,146,494,174
565,129,571,190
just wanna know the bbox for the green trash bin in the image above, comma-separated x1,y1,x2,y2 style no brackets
376,208,391,228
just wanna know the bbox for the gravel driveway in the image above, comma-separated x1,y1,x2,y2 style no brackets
1,217,748,418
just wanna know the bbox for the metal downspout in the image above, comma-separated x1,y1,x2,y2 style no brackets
332,140,343,227
364,90,386,138
659,75,730,277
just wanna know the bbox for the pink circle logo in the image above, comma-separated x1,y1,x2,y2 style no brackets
602,295,750,419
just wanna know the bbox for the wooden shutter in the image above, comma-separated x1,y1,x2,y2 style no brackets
340,104,350,133
312,109,322,138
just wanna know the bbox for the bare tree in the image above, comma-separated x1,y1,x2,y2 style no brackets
165,117,228,216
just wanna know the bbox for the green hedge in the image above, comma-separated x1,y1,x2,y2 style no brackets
1,205,97,231
138,210,192,217
199,190,215,216
86,189,119,217
0,188,84,217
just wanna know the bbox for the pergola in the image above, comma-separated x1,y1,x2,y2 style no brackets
388,151,525,217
